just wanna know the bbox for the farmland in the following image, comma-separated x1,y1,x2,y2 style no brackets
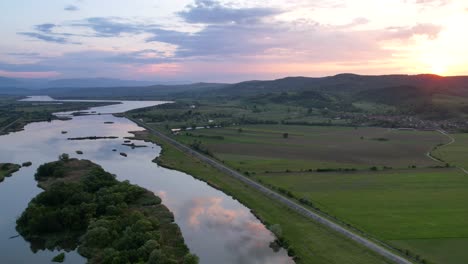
174,125,448,172
141,122,465,264
255,168,468,264
433,132,468,169
130,130,393,264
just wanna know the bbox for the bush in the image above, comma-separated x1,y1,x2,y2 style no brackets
52,253,65,263
22,161,32,167
59,153,69,162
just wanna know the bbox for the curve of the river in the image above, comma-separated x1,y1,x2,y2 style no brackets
0,96,293,264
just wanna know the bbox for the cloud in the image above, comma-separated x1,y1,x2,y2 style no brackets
71,17,146,37
64,5,79,11
18,23,83,44
405,0,451,6
35,23,57,33
7,52,41,57
17,32,71,44
178,0,282,24
0,50,176,80
384,23,442,40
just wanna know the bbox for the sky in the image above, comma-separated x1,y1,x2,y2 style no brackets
0,0,467,82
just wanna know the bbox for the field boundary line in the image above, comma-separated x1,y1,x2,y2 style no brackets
128,116,413,264
427,129,468,175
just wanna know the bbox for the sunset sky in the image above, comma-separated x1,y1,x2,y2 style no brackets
1,0,467,82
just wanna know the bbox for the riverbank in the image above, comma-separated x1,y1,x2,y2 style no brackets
0,98,118,136
17,157,197,264
0,163,21,182
130,129,394,264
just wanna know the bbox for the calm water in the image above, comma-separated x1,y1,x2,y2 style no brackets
0,96,293,264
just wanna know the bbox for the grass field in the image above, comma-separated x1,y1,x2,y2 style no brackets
128,100,352,130
175,125,447,172
132,131,393,264
433,133,468,169
391,238,468,264
255,168,468,264
158,124,467,263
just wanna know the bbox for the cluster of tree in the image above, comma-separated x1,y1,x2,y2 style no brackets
17,158,198,264
0,163,21,182
267,224,299,261
184,133,224,140
189,140,214,157
315,168,357,173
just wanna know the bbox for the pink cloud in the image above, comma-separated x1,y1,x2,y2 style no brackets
187,197,247,229
0,70,60,78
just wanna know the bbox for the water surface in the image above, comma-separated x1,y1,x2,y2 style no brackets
0,97,293,264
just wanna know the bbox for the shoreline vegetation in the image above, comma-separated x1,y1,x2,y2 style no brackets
67,136,119,140
0,97,118,136
16,155,198,264
128,130,392,264
0,163,21,182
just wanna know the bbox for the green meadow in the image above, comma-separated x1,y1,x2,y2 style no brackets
169,124,468,263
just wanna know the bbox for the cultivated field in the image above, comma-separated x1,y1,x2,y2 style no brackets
132,130,394,264
433,132,468,169
176,125,448,172
255,168,468,264
169,124,466,263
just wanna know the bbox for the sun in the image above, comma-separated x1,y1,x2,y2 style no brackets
430,64,447,76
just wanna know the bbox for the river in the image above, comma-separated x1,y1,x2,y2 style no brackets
0,96,293,264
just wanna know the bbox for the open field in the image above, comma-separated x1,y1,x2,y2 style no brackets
145,123,464,263
391,238,468,264
131,130,394,264
174,125,448,172
256,168,468,264
433,132,468,169
128,100,352,130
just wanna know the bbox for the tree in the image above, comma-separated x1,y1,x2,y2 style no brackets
184,253,199,264
283,133,289,139
59,153,69,162
269,224,283,237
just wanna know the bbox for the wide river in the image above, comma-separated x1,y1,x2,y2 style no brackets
0,96,293,264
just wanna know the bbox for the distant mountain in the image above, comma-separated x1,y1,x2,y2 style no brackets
0,77,22,88
355,85,431,105
37,82,229,99
45,78,156,88
2,74,468,104
0,76,183,89
213,74,468,97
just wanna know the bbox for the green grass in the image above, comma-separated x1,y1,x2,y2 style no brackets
433,133,468,169
256,168,468,263
128,99,353,131
390,238,468,264
176,125,447,173
146,123,461,263
133,131,393,264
